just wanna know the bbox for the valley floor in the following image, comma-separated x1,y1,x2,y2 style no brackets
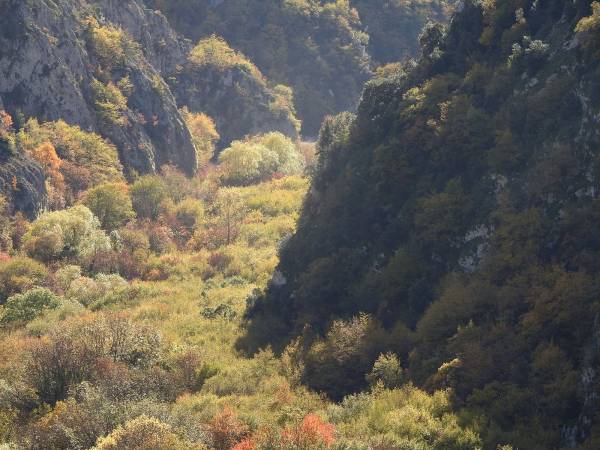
0,175,480,449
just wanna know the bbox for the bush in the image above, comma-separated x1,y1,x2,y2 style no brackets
65,273,128,307
0,256,48,303
175,198,204,236
131,175,168,220
303,314,389,400
257,132,305,176
54,265,83,292
219,133,305,185
207,407,249,450
189,35,263,81
93,415,200,450
23,205,112,263
27,313,162,404
81,183,135,231
1,288,61,324
219,140,278,185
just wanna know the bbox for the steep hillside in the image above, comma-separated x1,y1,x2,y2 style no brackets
352,0,458,64
0,0,298,185
244,0,600,448
0,0,197,177
147,0,461,136
146,0,372,136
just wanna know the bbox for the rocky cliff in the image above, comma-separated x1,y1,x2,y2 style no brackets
244,1,600,447
0,0,197,177
0,0,299,179
0,0,300,215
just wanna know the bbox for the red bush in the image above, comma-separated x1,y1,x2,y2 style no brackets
282,414,336,448
208,407,249,450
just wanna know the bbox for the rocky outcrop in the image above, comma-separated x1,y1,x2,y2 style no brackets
0,0,300,182
0,0,197,177
172,63,300,151
0,152,46,219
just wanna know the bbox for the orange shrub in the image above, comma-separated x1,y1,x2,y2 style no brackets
282,414,336,449
232,439,254,450
207,407,249,450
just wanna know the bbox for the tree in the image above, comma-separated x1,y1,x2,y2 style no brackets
365,353,405,389
17,118,124,200
254,132,304,176
22,205,112,263
207,407,249,450
27,313,161,404
212,188,246,246
28,142,66,209
219,140,278,185
281,414,335,449
0,110,15,157
81,182,135,231
130,175,168,220
174,198,204,236
0,194,12,252
219,133,305,185
181,107,220,168
576,2,600,54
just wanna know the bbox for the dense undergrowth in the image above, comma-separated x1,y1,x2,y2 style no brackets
0,108,482,449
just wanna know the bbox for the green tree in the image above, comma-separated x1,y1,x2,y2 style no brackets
22,205,112,263
81,182,135,231
130,175,168,220
1,288,61,324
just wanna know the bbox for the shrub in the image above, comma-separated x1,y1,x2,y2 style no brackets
175,198,204,236
23,205,112,263
207,407,249,450
0,256,48,303
219,140,279,185
1,288,61,324
93,415,199,450
0,110,15,157
28,142,66,209
304,314,389,400
27,313,162,404
81,183,135,231
84,17,140,70
282,414,336,449
131,175,168,220
65,273,128,308
576,2,600,54
90,78,129,127
119,228,151,253
189,35,263,82
54,265,82,293
146,224,176,254
0,195,12,252
256,132,305,176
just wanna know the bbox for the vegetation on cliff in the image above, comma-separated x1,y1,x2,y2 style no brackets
244,1,600,448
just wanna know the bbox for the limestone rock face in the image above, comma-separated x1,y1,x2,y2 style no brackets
172,63,300,151
0,0,197,177
0,152,46,219
0,0,300,184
